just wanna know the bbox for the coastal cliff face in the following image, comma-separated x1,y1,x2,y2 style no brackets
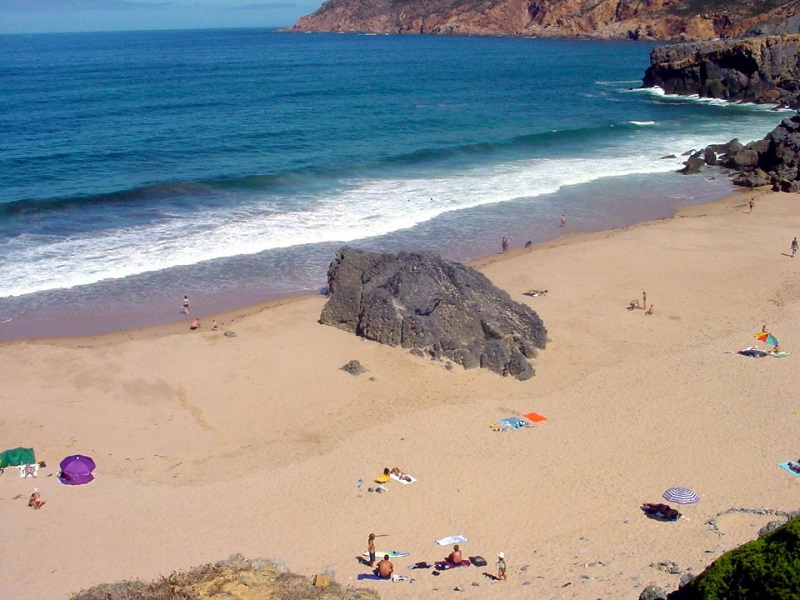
291,0,800,41
643,35,800,107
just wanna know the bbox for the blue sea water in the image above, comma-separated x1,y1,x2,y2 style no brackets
0,29,790,339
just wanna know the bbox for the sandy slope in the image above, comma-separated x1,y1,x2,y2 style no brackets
1,190,799,600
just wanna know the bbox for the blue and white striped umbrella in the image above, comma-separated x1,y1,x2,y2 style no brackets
662,486,700,505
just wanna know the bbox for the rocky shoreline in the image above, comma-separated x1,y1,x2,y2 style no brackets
641,34,800,192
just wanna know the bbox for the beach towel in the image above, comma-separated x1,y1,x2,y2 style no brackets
730,347,768,358
435,559,471,570
363,551,410,558
779,461,800,477
499,416,529,429
523,412,548,423
17,464,38,478
374,473,390,483
436,535,468,546
357,573,389,581
769,352,791,358
390,473,416,484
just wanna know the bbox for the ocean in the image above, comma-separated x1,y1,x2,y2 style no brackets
0,28,790,340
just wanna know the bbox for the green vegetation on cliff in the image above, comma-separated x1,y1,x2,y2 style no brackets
673,516,800,600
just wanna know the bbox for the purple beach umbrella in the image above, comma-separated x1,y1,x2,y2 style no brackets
59,454,96,485
662,486,699,505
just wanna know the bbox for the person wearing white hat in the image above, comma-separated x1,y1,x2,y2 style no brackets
497,552,506,580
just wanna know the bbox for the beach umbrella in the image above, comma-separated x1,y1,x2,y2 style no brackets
662,486,700,505
59,454,95,485
755,332,779,347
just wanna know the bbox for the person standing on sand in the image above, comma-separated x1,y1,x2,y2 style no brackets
791,237,798,257
367,533,376,567
497,552,506,580
748,197,754,213
642,290,647,309
182,295,190,315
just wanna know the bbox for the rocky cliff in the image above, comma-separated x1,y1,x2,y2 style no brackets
643,35,800,107
291,0,800,42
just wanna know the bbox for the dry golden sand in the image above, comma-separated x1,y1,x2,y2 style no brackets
2,190,800,599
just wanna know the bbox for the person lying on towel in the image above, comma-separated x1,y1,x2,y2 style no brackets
391,467,412,482
641,502,680,521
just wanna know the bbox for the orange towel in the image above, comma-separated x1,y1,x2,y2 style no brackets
523,412,548,423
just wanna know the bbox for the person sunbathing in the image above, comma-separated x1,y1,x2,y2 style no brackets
628,299,641,310
789,461,800,474
641,502,680,520
28,490,45,509
447,544,463,565
390,467,412,482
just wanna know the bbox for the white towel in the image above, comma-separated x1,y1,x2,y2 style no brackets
18,464,38,478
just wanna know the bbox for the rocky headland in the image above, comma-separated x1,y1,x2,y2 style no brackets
641,34,800,191
643,35,800,109
291,0,800,42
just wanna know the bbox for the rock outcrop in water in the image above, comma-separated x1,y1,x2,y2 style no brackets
319,247,547,380
290,0,800,42
682,115,800,192
642,35,800,191
642,35,800,109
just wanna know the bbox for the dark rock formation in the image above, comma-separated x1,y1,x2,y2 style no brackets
640,585,668,600
340,359,368,376
643,35,800,109
319,247,547,380
290,0,800,42
683,115,800,191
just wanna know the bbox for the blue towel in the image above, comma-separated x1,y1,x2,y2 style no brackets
779,461,800,477
499,416,529,429
357,573,389,581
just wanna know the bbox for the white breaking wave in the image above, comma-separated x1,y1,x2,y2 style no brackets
0,110,786,299
629,121,656,126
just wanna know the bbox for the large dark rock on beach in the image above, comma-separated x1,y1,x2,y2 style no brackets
320,247,547,380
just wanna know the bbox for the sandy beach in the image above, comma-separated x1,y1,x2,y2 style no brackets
2,189,799,599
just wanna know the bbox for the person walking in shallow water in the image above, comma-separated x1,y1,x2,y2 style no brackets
182,295,190,315
792,237,798,257
501,236,509,254
559,214,567,228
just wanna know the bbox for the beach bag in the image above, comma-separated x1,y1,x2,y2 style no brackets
469,555,487,567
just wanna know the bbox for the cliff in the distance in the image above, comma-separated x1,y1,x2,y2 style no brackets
291,0,800,42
